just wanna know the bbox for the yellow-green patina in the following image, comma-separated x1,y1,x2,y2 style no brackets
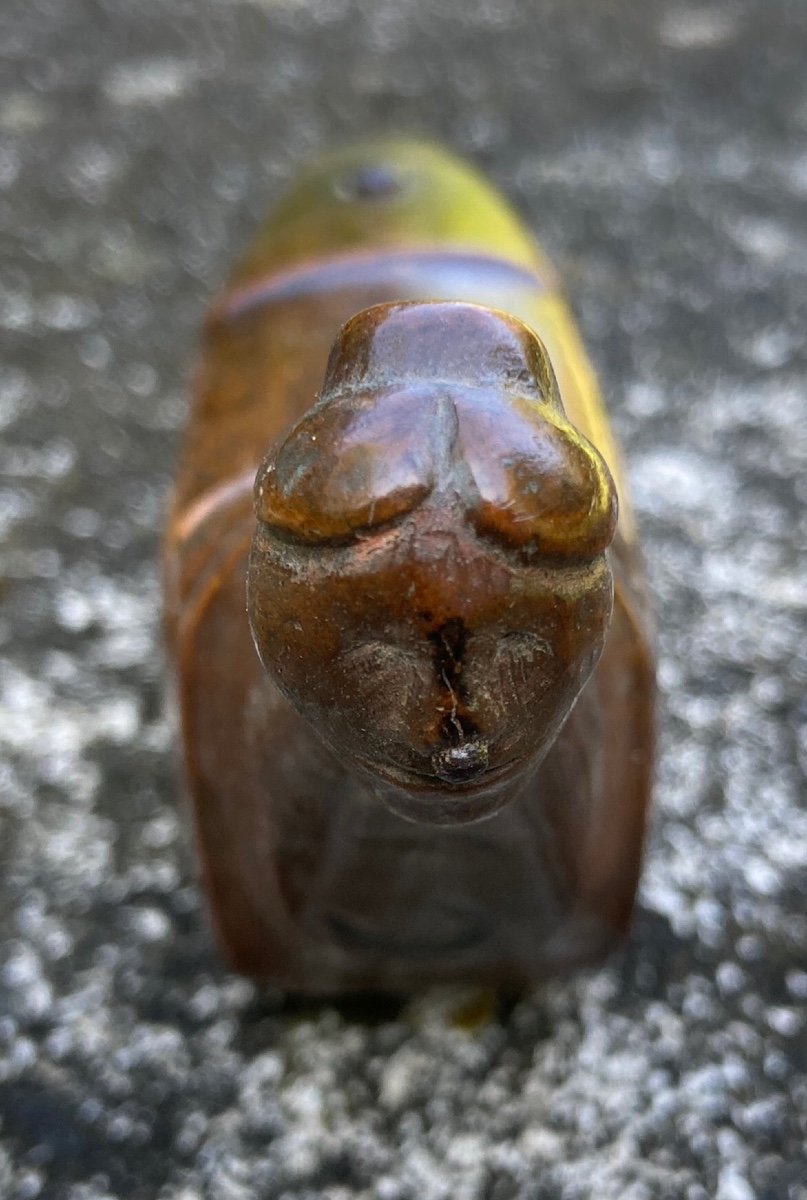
229,138,633,537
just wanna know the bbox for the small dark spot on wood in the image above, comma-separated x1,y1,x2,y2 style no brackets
431,737,488,782
335,163,406,202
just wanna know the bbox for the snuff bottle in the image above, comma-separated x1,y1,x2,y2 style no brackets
163,139,654,993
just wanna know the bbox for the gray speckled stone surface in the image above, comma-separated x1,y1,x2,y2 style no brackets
1,1,806,1197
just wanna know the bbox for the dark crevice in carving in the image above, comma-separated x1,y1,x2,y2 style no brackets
429,617,469,706
428,618,490,782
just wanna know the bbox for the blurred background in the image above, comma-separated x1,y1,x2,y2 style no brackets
1,0,806,1197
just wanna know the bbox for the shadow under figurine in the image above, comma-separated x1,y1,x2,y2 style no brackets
163,139,655,993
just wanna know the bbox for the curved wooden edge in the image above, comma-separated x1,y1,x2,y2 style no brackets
575,574,656,931
209,246,556,325
172,539,299,978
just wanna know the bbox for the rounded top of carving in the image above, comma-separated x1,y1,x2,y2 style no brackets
254,301,617,560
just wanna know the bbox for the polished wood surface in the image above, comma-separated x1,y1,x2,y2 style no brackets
164,139,654,991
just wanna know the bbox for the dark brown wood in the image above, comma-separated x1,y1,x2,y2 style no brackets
163,140,655,992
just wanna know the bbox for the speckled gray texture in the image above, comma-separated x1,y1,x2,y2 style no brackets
1,0,806,1197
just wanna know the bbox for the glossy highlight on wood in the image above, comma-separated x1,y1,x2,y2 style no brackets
163,138,655,992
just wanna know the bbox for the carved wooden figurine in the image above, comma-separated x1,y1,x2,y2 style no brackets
163,139,654,992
